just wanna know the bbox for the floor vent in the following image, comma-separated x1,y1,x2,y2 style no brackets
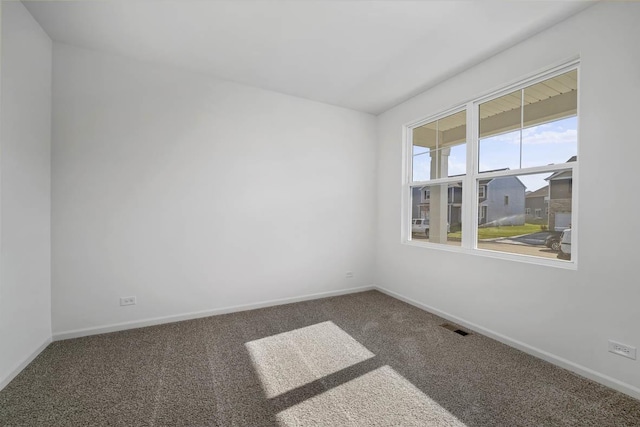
441,323,470,336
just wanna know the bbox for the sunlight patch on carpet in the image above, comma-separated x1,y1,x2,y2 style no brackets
245,321,374,398
276,365,467,426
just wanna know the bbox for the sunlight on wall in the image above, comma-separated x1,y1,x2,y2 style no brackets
245,321,374,398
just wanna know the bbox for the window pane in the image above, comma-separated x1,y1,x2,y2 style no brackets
478,129,521,172
523,70,577,129
479,89,522,138
479,70,578,172
479,89,522,172
412,145,432,182
521,116,577,168
411,182,462,246
522,70,577,168
477,171,572,260
448,141,467,177
412,110,466,181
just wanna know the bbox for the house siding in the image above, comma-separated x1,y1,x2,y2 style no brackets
480,176,526,226
525,196,548,224
549,199,572,231
548,175,573,230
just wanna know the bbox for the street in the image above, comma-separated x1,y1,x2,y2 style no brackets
411,234,560,259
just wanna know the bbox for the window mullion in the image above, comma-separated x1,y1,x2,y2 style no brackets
462,101,476,250
519,88,524,170
402,126,413,242
435,119,439,179
405,125,413,185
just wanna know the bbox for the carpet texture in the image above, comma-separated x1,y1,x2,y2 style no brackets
1,290,639,426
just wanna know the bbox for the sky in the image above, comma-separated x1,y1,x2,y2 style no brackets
412,116,577,192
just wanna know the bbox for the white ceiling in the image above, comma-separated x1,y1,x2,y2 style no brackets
23,0,593,114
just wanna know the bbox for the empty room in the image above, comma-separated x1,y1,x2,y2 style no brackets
1,0,639,425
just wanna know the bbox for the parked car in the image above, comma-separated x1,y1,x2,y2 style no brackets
411,218,450,237
557,229,571,260
544,231,562,251
412,218,429,236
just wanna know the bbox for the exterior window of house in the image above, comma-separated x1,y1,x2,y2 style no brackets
409,109,466,246
405,63,578,267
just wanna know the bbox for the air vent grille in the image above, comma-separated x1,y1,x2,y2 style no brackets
441,323,470,336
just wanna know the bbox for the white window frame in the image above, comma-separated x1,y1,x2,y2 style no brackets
402,59,579,270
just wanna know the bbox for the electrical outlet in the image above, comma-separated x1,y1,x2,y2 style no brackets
345,271,354,278
608,340,636,360
120,296,136,306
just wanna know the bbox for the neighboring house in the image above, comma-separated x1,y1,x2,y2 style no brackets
412,186,429,219
411,184,463,227
545,156,576,231
525,185,549,225
478,175,526,226
412,173,525,228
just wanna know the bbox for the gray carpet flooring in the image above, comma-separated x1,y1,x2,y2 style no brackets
1,290,639,426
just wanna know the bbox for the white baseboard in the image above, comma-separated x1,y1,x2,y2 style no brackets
0,336,52,392
53,285,375,341
374,285,640,401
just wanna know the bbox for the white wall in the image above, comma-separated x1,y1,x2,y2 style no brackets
0,1,52,387
51,43,376,336
376,2,640,397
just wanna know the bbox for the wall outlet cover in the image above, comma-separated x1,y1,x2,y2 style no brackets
608,340,636,360
120,296,136,306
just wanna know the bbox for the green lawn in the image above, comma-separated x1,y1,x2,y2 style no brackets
448,223,543,240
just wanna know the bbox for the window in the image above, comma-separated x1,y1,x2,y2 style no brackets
409,110,466,246
405,63,578,266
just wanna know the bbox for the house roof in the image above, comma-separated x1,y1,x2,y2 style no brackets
525,185,549,198
545,156,577,181
546,171,573,181
485,175,526,189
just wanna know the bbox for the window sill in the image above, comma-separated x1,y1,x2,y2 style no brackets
401,239,577,270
